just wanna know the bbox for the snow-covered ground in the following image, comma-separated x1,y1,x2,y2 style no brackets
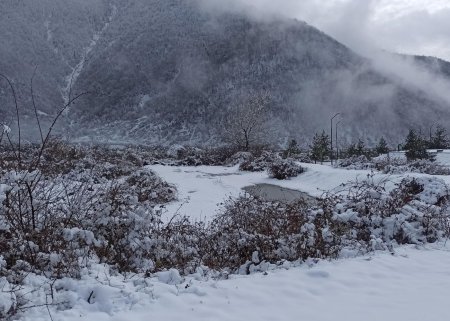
149,162,450,221
23,244,450,321
391,149,450,165
13,160,450,320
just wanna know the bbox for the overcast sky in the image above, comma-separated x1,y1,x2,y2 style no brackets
297,0,450,61
202,0,450,61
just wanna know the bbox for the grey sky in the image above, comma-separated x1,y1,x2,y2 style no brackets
299,0,450,61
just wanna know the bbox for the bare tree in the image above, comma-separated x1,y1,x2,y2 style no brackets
223,91,271,151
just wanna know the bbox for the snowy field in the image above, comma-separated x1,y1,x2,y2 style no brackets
149,161,450,221
14,157,450,320
23,244,450,321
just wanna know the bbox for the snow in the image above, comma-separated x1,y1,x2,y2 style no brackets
2,124,11,134
61,4,117,106
19,244,450,321
8,160,450,320
391,149,450,166
148,162,450,221
157,269,184,285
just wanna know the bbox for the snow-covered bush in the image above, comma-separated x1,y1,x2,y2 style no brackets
202,175,450,273
338,155,450,176
382,159,450,175
228,151,254,166
203,195,341,271
323,175,450,248
336,155,375,170
126,170,176,204
267,159,305,179
157,145,239,166
289,152,313,163
0,162,177,281
239,151,278,172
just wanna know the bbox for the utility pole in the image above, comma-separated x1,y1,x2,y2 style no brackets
330,113,341,165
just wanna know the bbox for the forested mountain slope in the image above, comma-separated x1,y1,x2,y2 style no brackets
1,0,450,146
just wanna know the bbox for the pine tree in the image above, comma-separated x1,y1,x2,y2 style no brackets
345,139,365,157
345,143,358,157
404,129,431,161
375,137,389,155
283,139,301,158
310,131,330,164
431,125,449,149
356,139,365,156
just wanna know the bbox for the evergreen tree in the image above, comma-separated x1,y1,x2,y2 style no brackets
356,139,365,156
404,129,431,161
431,125,449,149
345,143,358,158
345,139,365,157
375,137,389,155
310,131,330,164
283,139,301,158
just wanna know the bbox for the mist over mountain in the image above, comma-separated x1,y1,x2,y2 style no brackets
1,0,450,147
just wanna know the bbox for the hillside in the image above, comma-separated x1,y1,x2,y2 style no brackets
1,0,450,146
0,0,115,135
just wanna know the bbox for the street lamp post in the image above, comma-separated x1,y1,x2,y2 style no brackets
330,113,341,165
429,123,437,147
336,120,342,160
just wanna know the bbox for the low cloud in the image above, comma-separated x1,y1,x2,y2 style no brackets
199,0,450,61
197,0,450,106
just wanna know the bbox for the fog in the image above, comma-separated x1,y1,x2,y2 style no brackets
198,0,450,108
198,0,450,60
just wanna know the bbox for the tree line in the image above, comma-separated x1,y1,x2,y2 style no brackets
222,92,449,164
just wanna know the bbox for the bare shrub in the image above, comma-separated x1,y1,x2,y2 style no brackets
203,195,341,271
0,162,177,279
126,170,176,204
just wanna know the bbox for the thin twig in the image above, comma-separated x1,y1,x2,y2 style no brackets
31,91,90,172
0,73,21,166
45,293,54,321
30,66,45,144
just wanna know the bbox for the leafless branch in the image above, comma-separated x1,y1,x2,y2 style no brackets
30,66,45,144
0,72,21,165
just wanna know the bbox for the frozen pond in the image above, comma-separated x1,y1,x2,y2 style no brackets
243,183,317,204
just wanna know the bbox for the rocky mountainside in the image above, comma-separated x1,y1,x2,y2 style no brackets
1,0,450,146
